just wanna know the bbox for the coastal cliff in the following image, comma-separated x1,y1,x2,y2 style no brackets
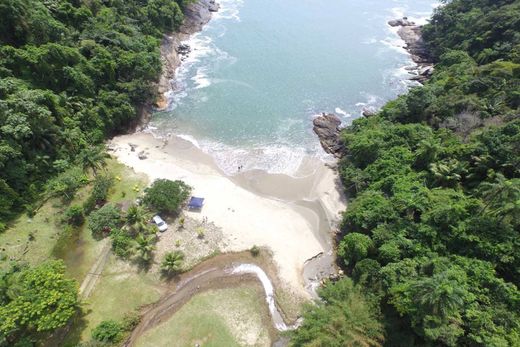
389,17,434,84
137,0,219,128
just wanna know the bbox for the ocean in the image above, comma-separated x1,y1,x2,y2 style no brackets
149,0,437,175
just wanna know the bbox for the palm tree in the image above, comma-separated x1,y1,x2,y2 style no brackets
135,234,156,262
77,145,110,176
412,271,465,318
125,204,151,237
429,159,465,187
479,174,520,216
415,137,442,169
161,251,185,275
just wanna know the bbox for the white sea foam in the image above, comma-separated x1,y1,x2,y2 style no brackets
213,0,243,22
202,140,310,176
192,67,211,89
177,134,201,148
335,107,351,118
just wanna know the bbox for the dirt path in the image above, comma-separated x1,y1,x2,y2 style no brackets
78,239,111,299
124,252,292,346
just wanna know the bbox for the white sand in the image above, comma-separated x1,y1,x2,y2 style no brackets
109,132,345,298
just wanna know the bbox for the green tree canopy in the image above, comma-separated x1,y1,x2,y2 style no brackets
0,261,78,345
143,179,191,214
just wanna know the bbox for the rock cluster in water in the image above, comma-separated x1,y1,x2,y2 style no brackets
389,17,434,84
312,114,344,158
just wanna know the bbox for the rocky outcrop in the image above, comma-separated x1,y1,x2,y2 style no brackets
313,114,344,158
135,1,220,130
362,106,378,118
389,17,434,84
156,0,220,109
388,17,415,27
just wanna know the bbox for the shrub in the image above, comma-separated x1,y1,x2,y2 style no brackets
338,233,373,267
88,204,121,237
122,312,141,331
110,230,134,258
0,222,6,234
143,179,191,214
63,205,85,226
250,245,260,257
45,167,88,203
91,320,123,343
196,227,205,239
83,175,114,213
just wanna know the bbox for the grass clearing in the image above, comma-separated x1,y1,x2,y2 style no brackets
0,158,147,273
135,284,272,347
62,255,163,345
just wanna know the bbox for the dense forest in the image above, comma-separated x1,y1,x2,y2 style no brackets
1,0,519,346
0,0,193,228
0,0,193,345
293,0,520,346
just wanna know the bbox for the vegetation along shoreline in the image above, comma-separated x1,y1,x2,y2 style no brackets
1,0,519,346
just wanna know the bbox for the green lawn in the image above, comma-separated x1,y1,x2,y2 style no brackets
0,159,147,273
60,255,163,345
135,284,272,347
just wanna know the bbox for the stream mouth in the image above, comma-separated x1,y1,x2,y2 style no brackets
229,264,300,331
124,253,298,347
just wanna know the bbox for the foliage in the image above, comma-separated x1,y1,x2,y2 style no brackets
91,320,122,343
314,1,520,345
161,250,185,275
0,0,192,225
124,204,152,237
63,205,84,226
135,234,156,262
110,229,134,259
290,278,384,347
87,203,121,237
83,174,114,213
45,166,88,203
143,179,191,214
0,261,78,345
77,146,110,176
338,233,373,267
250,245,260,257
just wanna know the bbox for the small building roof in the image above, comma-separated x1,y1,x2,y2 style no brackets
188,196,205,209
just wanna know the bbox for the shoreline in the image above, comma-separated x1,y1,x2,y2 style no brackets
135,0,220,129
388,17,435,84
108,131,346,299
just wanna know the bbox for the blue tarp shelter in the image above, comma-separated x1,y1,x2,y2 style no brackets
188,196,205,209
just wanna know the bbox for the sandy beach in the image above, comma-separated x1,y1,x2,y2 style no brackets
109,132,345,298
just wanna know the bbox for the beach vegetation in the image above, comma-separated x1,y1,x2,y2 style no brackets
143,179,191,215
88,203,122,238
161,250,185,275
250,245,260,257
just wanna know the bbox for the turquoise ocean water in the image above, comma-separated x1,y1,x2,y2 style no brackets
150,0,437,175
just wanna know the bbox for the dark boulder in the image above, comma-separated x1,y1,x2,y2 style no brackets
313,114,344,158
